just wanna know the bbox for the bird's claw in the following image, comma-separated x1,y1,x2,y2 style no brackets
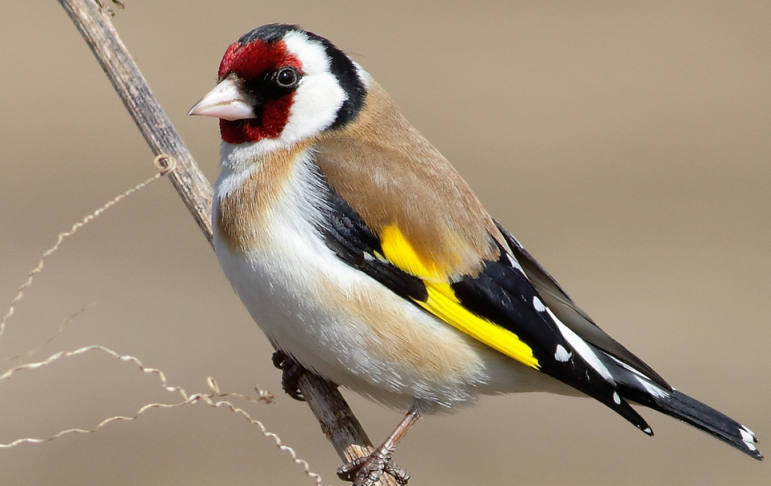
337,450,409,486
271,350,306,401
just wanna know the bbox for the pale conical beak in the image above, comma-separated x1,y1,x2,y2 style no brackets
188,77,257,121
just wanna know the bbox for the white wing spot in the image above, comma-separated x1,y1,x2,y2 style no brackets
507,253,524,272
547,309,615,383
533,296,546,313
554,344,572,362
613,392,621,405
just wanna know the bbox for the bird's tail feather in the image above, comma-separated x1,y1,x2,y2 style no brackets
646,389,762,460
595,347,762,460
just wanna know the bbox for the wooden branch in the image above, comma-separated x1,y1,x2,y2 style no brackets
56,1,396,484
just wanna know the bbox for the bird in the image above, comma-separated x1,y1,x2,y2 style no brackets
189,23,762,485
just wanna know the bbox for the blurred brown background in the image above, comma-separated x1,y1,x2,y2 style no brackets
1,1,769,485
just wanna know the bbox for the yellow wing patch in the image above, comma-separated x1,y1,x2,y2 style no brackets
379,225,540,370
379,225,446,281
418,283,540,369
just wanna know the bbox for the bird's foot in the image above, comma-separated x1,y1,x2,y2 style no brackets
271,350,306,401
337,448,409,486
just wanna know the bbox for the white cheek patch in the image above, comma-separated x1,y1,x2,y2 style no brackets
286,73,346,133
279,31,348,144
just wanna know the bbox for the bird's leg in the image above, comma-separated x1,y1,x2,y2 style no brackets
271,350,306,401
337,406,421,486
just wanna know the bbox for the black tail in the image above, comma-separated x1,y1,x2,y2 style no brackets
594,347,762,460
647,389,762,460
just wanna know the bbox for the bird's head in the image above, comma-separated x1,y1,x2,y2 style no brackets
189,24,367,148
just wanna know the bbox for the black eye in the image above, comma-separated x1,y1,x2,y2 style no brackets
275,67,300,89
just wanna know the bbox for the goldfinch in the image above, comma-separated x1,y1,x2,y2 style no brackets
189,23,762,485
